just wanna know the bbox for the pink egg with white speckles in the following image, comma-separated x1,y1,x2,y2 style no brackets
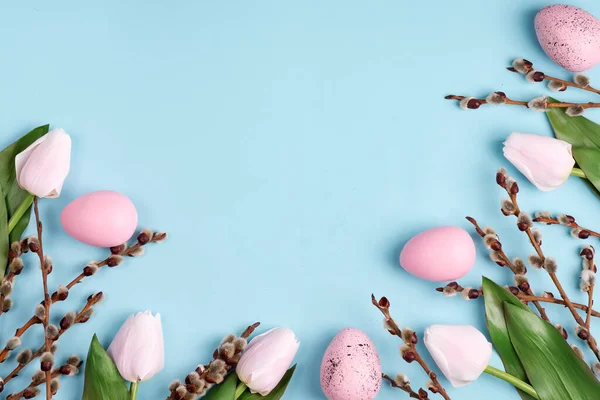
535,5,600,72
320,328,381,400
60,191,138,247
400,226,476,281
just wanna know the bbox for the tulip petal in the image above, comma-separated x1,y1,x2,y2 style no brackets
237,328,299,395
503,133,575,191
107,311,164,383
15,128,71,198
424,325,492,388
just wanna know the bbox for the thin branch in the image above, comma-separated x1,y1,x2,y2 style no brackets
0,232,166,364
2,293,102,388
382,374,423,399
6,359,83,400
372,295,450,400
445,94,600,111
436,283,600,318
533,214,600,240
32,197,51,399
497,171,600,362
166,323,261,400
466,216,549,321
507,59,600,96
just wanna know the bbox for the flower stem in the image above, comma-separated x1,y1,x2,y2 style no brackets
571,167,587,179
484,365,539,399
7,193,34,234
234,382,248,399
129,381,139,400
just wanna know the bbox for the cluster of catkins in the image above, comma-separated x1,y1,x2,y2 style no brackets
6,355,82,399
168,333,248,399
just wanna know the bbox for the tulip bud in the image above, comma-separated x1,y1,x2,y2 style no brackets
15,128,72,198
503,133,575,191
107,311,164,382
236,327,299,396
424,325,492,387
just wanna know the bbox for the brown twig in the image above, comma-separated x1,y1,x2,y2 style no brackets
372,295,450,400
533,214,600,240
0,231,166,364
507,59,600,96
32,197,52,399
0,271,17,319
445,94,600,110
166,322,260,400
382,374,426,399
2,293,101,389
497,170,600,362
6,359,83,400
436,283,600,318
466,216,549,321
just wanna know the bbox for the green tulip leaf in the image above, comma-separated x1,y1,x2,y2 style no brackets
546,98,600,149
482,277,536,400
0,124,49,246
572,147,600,194
238,365,296,400
203,371,239,400
504,303,600,400
82,334,129,400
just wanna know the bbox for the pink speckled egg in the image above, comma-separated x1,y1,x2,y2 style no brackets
320,328,381,400
535,5,600,72
400,226,476,281
60,191,138,247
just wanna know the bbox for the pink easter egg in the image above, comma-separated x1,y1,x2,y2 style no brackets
320,328,381,400
400,226,476,281
535,5,600,72
60,191,138,247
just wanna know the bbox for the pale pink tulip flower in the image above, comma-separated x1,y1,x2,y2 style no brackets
107,311,164,383
237,327,299,395
503,132,575,191
424,324,492,387
15,128,71,198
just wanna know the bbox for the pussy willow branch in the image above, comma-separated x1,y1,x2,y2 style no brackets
586,253,596,330
436,283,600,318
382,374,425,399
32,197,51,400
6,360,83,400
534,214,600,240
0,232,166,364
497,172,600,362
445,94,600,110
0,270,18,319
372,295,450,400
166,322,260,400
466,216,549,321
507,59,600,95
2,293,101,389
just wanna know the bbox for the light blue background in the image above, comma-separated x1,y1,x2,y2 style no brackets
1,0,600,398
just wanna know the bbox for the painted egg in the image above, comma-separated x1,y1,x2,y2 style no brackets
400,226,475,281
60,191,138,247
535,5,600,72
320,328,381,400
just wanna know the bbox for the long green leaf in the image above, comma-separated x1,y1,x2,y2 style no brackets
482,277,536,400
546,98,600,149
0,124,49,243
504,303,600,400
203,371,238,400
82,334,129,400
238,365,296,400
0,184,7,282
572,147,600,194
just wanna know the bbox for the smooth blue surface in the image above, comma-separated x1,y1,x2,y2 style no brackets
1,0,600,399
